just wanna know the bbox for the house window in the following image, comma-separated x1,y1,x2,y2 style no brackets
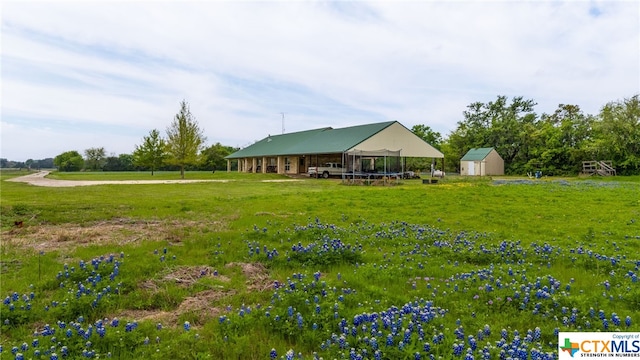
285,157,291,172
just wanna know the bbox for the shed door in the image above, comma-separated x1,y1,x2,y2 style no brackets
468,161,475,175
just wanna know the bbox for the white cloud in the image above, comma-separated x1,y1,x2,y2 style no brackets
1,1,638,161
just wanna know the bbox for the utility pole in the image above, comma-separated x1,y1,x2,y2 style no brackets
280,112,285,134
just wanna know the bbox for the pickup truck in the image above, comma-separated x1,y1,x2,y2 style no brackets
308,162,344,178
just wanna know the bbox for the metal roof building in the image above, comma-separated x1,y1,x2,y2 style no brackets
225,121,443,175
460,147,504,176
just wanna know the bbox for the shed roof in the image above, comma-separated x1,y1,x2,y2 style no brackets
460,147,495,161
226,121,396,159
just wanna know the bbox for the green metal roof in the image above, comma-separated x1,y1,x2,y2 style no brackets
225,121,396,159
224,128,329,159
460,147,495,161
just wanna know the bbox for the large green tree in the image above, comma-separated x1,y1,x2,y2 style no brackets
411,124,442,150
165,101,206,179
53,150,84,171
591,95,640,174
103,153,136,171
84,147,107,171
530,104,594,175
201,142,237,171
448,95,538,174
133,129,167,175
118,153,135,171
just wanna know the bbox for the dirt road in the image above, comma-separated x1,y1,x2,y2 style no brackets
6,171,301,187
6,171,232,187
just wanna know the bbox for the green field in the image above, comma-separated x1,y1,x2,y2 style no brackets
1,171,639,359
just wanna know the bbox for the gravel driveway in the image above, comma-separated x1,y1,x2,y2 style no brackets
6,171,232,187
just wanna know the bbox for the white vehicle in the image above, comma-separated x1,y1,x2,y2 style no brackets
308,162,343,178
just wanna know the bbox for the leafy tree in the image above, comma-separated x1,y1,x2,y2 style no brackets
200,143,237,171
103,153,136,171
439,141,460,173
118,153,135,171
411,124,442,150
39,158,54,169
530,104,594,175
448,95,538,174
103,156,121,171
133,129,167,175
8,161,26,169
443,94,640,175
591,95,640,174
84,147,107,171
54,151,84,171
165,100,206,179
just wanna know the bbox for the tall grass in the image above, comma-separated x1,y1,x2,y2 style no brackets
1,173,639,359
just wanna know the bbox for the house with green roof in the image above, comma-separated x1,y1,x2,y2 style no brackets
225,121,443,176
460,147,504,176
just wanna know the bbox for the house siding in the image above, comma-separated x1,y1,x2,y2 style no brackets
483,150,504,175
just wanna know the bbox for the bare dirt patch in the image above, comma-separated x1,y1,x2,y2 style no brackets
176,289,233,316
163,265,231,286
115,263,273,327
119,266,237,326
141,265,231,291
2,218,225,252
118,287,234,326
117,262,273,327
225,262,273,291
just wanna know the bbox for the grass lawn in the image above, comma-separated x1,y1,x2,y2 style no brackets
1,170,639,359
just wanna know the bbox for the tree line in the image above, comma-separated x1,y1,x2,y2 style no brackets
0,158,54,170
410,94,639,176
51,100,237,178
24,94,640,177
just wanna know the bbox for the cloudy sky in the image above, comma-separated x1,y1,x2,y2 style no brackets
2,1,638,161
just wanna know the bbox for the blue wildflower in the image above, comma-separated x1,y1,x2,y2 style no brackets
612,313,621,327
453,343,464,356
285,349,294,360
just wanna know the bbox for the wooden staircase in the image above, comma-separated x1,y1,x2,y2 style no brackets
582,161,616,176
